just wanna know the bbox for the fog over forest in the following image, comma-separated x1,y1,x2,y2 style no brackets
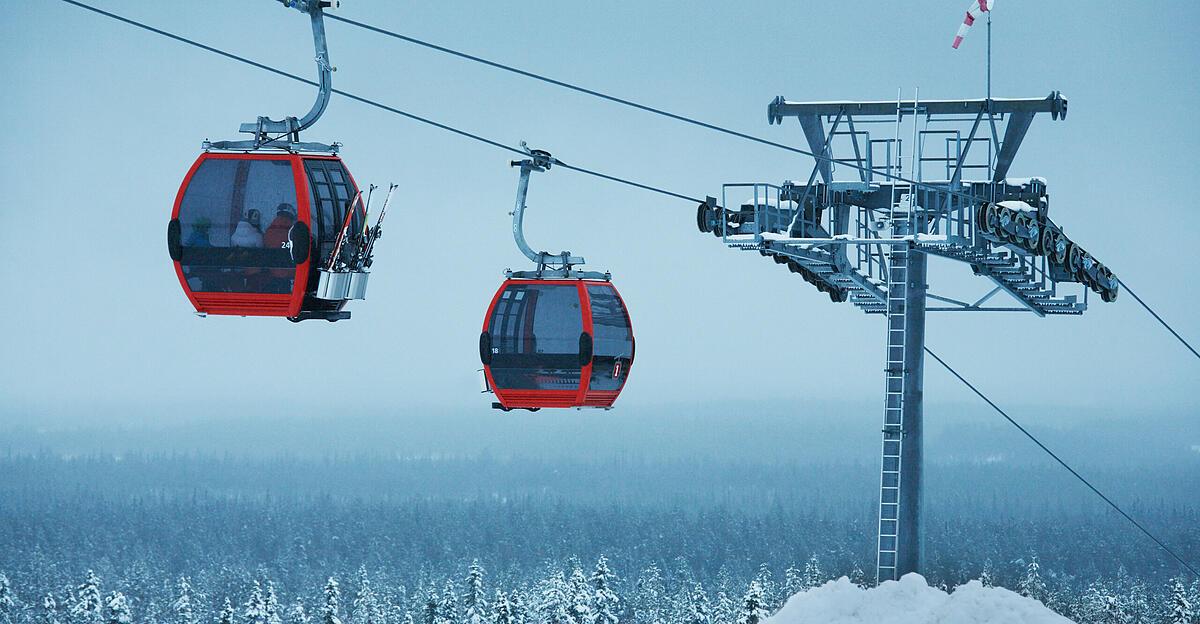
2,401,1198,624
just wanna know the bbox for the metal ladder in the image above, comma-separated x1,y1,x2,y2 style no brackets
876,223,909,583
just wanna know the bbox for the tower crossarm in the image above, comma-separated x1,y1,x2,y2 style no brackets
767,92,1068,122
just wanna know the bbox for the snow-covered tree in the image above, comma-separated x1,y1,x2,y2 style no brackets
244,581,267,624
753,565,776,610
287,600,311,624
322,579,342,624
849,565,868,589
0,573,15,623
590,557,619,624
680,584,710,624
437,579,458,624
1076,582,1108,623
103,593,132,624
1017,557,1047,603
507,588,529,624
422,588,438,624
1123,580,1149,624
40,593,61,624
217,599,235,624
265,583,283,624
490,591,512,624
782,566,802,599
1100,593,1125,624
1167,578,1195,624
462,562,487,624
735,581,769,624
979,560,995,588
172,577,195,624
566,567,592,624
633,566,665,624
711,589,736,624
72,571,104,624
801,556,822,591
351,568,381,624
535,572,569,624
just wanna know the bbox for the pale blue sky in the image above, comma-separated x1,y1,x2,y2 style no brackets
1,1,1198,425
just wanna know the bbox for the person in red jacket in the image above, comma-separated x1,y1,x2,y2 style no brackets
264,203,296,249
262,203,298,293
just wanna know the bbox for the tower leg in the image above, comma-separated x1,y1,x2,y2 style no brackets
876,224,928,583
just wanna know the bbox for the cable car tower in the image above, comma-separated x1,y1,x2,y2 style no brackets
696,91,1119,583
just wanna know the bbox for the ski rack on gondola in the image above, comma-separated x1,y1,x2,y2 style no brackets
694,90,1119,585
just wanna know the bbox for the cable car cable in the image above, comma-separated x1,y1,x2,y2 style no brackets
924,346,1200,578
1114,278,1200,363
57,0,700,206
324,12,994,207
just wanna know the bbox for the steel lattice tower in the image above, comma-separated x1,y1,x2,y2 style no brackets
696,91,1118,583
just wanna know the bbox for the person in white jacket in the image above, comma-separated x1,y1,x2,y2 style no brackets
230,209,264,248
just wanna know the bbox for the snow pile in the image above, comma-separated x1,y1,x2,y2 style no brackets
765,574,1073,624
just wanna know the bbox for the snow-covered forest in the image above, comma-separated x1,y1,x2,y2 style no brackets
1,454,1197,624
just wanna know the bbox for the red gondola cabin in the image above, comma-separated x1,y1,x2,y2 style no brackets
167,152,364,321
480,279,635,410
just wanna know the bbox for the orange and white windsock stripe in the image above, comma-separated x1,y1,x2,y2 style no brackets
952,0,993,49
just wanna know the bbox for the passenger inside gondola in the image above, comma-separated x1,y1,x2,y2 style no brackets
178,159,297,295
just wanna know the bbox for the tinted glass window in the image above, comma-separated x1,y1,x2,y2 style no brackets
304,159,362,271
587,285,634,391
487,283,583,390
178,158,297,294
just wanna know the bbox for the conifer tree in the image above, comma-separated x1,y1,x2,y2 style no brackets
735,581,768,624
535,572,569,624
287,600,311,624
437,579,458,624
801,556,822,591
507,588,529,624
104,593,132,624
463,562,487,624
754,564,776,609
849,565,868,589
1017,557,1047,603
1124,581,1149,623
490,591,512,624
1100,593,1124,624
422,589,438,624
265,583,283,624
243,581,267,624
683,584,710,624
782,567,802,599
321,579,342,624
72,571,104,624
41,593,61,624
351,568,380,624
590,557,619,624
217,599,234,624
0,573,14,624
1167,578,1194,624
566,567,592,624
633,566,664,624
173,577,195,624
979,560,995,588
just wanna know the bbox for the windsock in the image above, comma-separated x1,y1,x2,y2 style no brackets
951,0,993,49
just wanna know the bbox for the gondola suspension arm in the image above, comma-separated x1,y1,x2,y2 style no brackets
508,143,608,280
208,0,338,151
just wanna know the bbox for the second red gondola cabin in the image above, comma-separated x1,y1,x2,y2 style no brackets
480,278,635,410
